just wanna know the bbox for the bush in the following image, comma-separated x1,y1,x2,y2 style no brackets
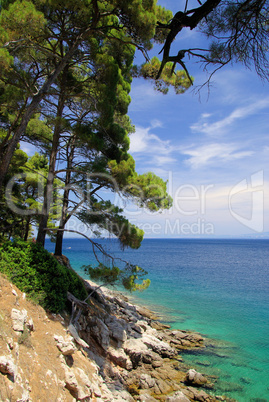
0,240,87,313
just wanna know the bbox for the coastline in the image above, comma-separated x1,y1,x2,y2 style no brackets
73,276,235,401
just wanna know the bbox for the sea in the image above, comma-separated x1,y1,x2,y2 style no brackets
45,237,269,402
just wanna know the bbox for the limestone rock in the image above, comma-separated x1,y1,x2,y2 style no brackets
107,346,133,370
138,392,159,401
91,317,110,348
54,335,76,355
0,355,16,376
106,317,127,343
139,374,156,389
68,324,89,348
77,385,91,400
11,308,27,332
26,317,34,332
185,369,207,386
142,334,176,358
183,387,212,402
64,368,78,391
7,337,14,350
166,391,191,402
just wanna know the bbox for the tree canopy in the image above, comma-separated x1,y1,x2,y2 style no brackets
155,0,269,85
0,0,268,293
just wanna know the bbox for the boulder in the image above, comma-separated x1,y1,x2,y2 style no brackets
0,356,16,376
54,335,76,356
139,374,156,389
183,387,212,402
166,391,191,402
124,338,148,367
107,347,133,370
142,334,176,358
11,308,27,332
64,368,78,392
185,369,207,386
26,317,34,332
106,317,127,343
138,393,159,402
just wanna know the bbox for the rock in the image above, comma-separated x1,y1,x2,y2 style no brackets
151,321,171,330
106,317,127,343
54,335,76,355
107,347,133,370
7,337,14,350
154,379,171,395
166,391,191,402
0,356,16,376
26,317,34,332
11,308,27,332
183,386,212,402
68,324,89,348
136,305,158,320
130,322,144,334
124,338,149,367
91,317,110,349
139,374,156,389
77,385,91,400
143,334,177,358
185,369,207,386
138,392,159,401
64,368,78,391
12,289,18,297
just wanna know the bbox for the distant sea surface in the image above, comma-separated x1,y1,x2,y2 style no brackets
45,238,269,401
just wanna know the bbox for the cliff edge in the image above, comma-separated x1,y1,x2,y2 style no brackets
0,273,232,402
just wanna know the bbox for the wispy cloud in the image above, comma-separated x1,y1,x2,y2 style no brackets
191,98,269,136
182,143,254,169
129,82,162,112
129,125,172,154
129,124,180,169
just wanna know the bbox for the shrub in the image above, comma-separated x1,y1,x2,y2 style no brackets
0,240,87,313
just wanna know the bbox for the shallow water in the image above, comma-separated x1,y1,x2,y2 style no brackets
45,238,269,401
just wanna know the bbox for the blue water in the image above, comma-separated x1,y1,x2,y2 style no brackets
45,238,269,401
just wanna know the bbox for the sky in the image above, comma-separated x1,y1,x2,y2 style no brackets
125,0,269,238
22,0,269,239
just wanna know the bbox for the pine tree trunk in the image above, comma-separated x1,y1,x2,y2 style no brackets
54,136,76,255
36,92,66,246
0,30,89,194
23,216,31,241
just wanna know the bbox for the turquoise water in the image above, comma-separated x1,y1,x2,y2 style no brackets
45,238,269,401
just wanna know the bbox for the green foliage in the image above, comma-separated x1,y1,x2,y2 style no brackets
84,262,150,292
18,327,32,348
138,57,193,94
0,240,87,312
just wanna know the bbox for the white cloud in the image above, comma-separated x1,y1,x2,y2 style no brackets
154,155,177,166
182,143,254,169
191,98,269,136
129,125,172,155
129,82,162,112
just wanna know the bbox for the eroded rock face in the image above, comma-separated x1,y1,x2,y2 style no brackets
0,273,228,402
185,369,208,386
139,374,156,389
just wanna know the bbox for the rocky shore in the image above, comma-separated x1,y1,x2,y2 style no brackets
67,278,234,402
0,268,235,401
